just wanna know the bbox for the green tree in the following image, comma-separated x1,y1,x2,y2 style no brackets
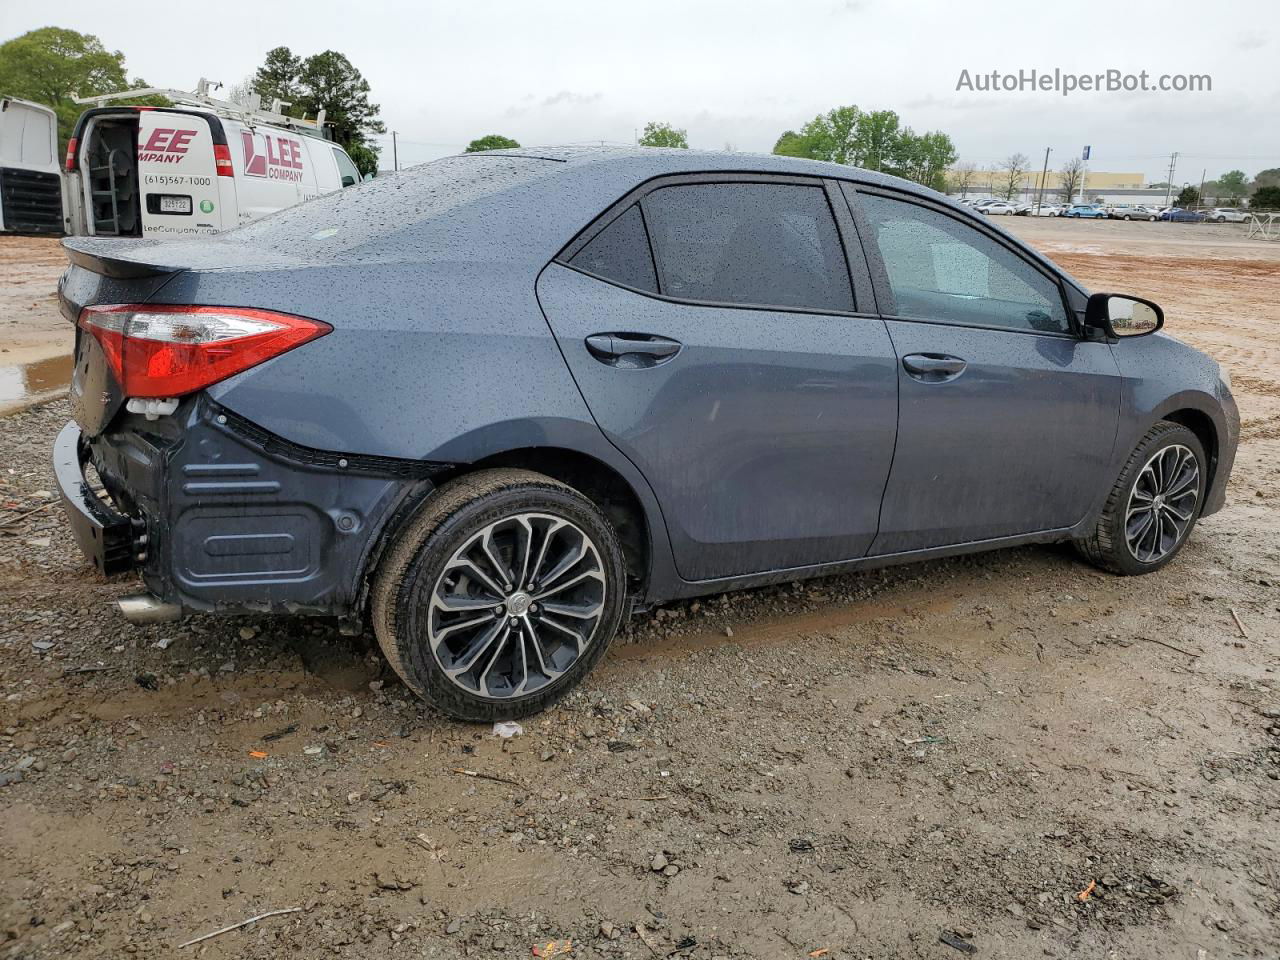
854,109,899,171
1251,168,1280,191
1252,185,1280,209
770,105,954,190
889,129,957,190
250,47,385,155
465,134,520,153
252,46,302,109
0,26,151,151
638,122,688,148
346,141,379,178
1215,169,1248,201
1175,186,1200,207
296,51,385,148
776,106,861,164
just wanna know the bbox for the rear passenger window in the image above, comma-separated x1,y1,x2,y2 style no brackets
570,205,658,293
642,183,854,312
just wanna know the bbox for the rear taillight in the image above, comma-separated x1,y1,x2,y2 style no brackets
213,143,234,177
65,137,78,172
78,304,330,399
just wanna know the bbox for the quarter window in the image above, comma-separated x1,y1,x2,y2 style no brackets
641,183,855,313
570,204,658,293
858,192,1069,334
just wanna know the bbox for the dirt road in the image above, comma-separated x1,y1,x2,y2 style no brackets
1,222,1277,959
0,237,70,414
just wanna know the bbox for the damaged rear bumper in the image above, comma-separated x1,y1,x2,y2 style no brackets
54,397,448,619
54,421,139,576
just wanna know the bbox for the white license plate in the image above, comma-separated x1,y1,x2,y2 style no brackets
159,196,191,214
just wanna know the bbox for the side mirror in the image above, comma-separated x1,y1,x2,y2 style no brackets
1085,292,1164,339
341,174,357,187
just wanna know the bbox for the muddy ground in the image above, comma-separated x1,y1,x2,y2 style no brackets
0,221,1278,959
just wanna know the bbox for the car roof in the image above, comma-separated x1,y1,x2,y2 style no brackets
473,144,935,196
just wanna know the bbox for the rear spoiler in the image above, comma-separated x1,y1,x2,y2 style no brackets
62,238,183,279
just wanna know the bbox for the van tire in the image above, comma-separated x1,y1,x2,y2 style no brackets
371,468,626,721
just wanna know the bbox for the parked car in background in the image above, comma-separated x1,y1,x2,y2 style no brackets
1032,203,1061,217
1206,207,1247,223
1110,205,1159,221
981,200,1019,215
1065,204,1108,218
1160,208,1207,222
54,147,1239,720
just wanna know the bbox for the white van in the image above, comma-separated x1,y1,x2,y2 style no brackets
64,82,363,238
0,97,66,234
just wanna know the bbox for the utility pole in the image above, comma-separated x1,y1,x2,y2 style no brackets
392,131,399,172
1078,145,1090,204
1164,152,1178,208
1198,168,1206,209
1036,147,1051,214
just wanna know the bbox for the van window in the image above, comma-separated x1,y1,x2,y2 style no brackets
641,182,854,313
333,148,361,187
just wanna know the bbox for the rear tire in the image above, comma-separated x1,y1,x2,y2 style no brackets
372,469,627,721
1074,421,1206,576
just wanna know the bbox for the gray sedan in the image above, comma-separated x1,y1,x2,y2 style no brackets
55,147,1239,719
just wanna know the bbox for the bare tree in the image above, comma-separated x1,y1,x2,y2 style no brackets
999,153,1031,200
225,75,258,107
949,161,977,197
1057,157,1084,203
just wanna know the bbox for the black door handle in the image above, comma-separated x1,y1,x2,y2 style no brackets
902,353,967,381
585,333,682,367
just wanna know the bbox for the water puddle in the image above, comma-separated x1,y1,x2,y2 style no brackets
0,353,73,405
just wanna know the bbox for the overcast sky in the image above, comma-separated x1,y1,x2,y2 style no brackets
4,0,1276,181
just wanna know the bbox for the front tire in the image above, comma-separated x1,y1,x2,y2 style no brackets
1074,422,1206,576
372,469,627,721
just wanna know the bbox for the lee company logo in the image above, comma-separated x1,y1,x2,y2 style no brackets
137,128,197,164
241,130,305,182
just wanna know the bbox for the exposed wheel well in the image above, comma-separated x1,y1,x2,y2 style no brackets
1163,408,1219,502
440,448,651,595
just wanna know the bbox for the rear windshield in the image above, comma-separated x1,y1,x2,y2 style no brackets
231,154,560,255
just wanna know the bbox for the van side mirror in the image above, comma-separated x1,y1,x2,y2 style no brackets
341,174,357,188
1085,292,1164,339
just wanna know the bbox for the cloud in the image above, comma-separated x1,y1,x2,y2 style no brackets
541,90,603,108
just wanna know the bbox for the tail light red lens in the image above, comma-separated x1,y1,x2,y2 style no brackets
78,304,331,399
65,137,78,172
213,143,234,177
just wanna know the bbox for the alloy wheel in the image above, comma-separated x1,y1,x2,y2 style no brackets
1124,444,1200,564
425,513,606,699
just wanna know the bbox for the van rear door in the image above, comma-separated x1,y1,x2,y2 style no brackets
137,111,223,236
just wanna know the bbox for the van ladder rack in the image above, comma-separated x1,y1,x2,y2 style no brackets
72,78,327,135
